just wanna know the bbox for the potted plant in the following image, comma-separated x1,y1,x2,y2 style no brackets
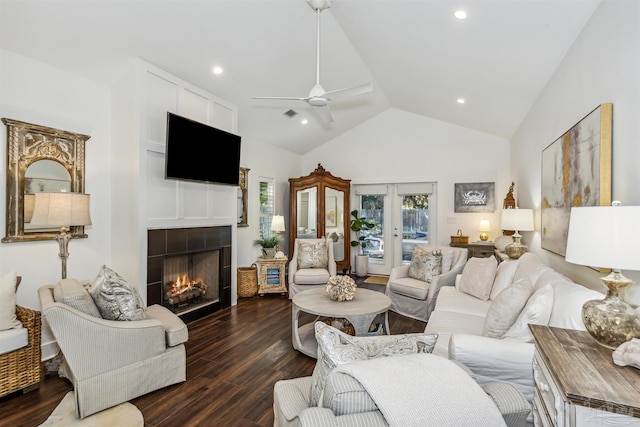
350,210,375,276
254,235,281,259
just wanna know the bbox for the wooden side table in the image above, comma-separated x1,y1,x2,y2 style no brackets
530,325,640,426
256,257,287,296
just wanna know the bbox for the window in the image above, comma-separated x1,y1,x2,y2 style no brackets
259,177,275,238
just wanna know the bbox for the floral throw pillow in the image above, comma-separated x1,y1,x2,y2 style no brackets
88,265,146,321
425,250,443,283
309,321,438,406
297,240,328,269
408,246,429,280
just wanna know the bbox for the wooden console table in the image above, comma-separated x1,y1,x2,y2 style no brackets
449,242,495,259
530,325,640,426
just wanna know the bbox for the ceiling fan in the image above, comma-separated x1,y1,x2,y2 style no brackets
252,0,373,123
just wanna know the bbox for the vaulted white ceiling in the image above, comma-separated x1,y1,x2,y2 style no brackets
0,0,600,154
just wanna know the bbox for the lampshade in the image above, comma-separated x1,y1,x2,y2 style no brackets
479,219,491,232
565,206,640,271
271,215,285,233
29,192,92,227
501,208,534,231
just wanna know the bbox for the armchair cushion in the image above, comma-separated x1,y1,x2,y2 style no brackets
0,271,21,331
89,265,146,321
310,322,437,406
294,269,331,285
297,240,329,269
53,278,101,318
458,256,498,301
388,276,430,300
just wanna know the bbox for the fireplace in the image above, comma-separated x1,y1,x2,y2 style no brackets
147,226,231,322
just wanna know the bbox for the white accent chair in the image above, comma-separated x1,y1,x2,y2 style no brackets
385,244,468,322
288,237,336,299
39,281,188,419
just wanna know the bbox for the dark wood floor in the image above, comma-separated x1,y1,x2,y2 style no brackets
0,295,426,427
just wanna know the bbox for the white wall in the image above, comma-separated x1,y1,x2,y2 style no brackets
0,49,113,358
236,135,302,268
510,0,640,300
303,108,511,246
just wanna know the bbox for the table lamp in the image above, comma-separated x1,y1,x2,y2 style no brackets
271,215,285,252
501,208,534,259
29,192,92,279
478,219,491,241
565,203,640,349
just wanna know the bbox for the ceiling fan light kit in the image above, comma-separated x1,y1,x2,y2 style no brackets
253,0,373,123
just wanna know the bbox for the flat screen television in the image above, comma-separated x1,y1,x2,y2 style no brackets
165,112,241,186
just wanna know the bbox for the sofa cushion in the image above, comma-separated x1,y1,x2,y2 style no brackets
0,327,28,355
503,283,553,343
88,265,146,321
53,278,102,318
425,310,486,357
435,286,492,317
483,277,533,338
294,268,331,285
310,322,437,407
512,253,551,285
458,256,498,301
0,271,22,331
544,271,604,330
387,276,430,300
297,240,328,269
490,259,519,300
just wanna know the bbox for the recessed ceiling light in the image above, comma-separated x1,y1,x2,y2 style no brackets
301,118,308,125
212,66,223,75
454,10,467,20
457,98,466,104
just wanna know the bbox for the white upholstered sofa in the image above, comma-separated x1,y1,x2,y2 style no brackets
425,252,603,402
385,244,468,322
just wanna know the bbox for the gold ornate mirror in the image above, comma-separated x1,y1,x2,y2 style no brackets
2,118,90,242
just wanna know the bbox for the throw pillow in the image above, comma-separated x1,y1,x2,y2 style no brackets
309,321,437,406
503,283,554,343
457,256,498,301
490,259,519,300
297,240,328,269
0,271,22,330
53,278,102,318
408,246,429,280
482,277,533,338
425,250,443,283
88,265,146,321
441,250,455,273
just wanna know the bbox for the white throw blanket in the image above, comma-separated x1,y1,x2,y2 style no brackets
333,354,506,427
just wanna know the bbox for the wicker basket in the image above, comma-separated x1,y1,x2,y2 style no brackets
450,229,469,245
237,264,258,297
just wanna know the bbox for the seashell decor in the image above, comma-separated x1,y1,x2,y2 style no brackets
613,338,640,370
326,275,356,302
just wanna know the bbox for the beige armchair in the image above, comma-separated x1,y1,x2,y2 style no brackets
39,281,188,419
288,237,336,298
385,244,468,322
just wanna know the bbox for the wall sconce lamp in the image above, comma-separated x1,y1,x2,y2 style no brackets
29,192,92,279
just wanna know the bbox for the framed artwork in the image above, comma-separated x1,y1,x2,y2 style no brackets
541,103,612,256
326,196,337,227
454,182,495,213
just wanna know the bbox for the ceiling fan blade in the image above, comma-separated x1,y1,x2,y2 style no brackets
252,96,309,101
324,83,373,101
314,104,334,123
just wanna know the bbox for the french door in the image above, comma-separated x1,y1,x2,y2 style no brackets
353,183,436,275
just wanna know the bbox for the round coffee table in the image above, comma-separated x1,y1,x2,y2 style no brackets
292,287,391,358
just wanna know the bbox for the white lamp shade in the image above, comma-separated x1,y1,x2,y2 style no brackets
29,192,92,227
501,208,534,231
565,206,640,271
479,219,491,232
271,215,285,233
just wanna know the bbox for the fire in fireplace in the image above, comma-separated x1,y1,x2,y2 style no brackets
162,251,219,314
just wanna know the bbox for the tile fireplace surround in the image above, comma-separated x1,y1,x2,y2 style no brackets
147,226,232,322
